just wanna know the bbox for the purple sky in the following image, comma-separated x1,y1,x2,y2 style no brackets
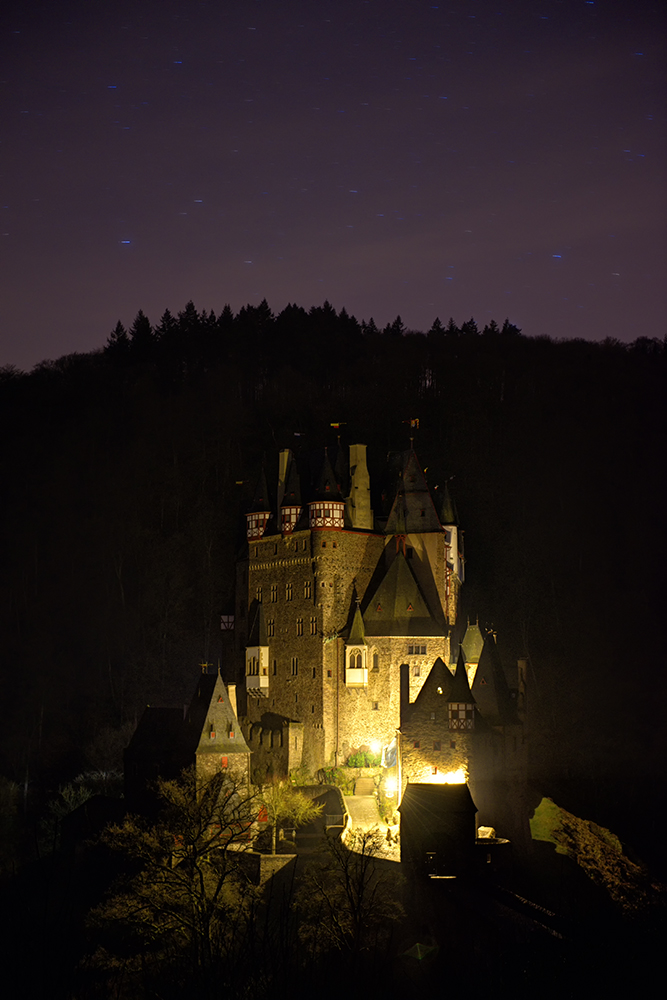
1,0,665,370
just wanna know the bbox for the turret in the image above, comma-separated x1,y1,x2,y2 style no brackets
345,602,368,687
279,450,303,534
309,451,345,530
245,602,269,697
246,468,272,541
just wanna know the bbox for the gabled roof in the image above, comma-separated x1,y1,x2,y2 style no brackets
410,656,455,707
385,450,442,534
362,551,440,636
186,673,250,758
247,601,268,647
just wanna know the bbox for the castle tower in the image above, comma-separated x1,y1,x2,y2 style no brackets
346,443,373,530
237,442,462,777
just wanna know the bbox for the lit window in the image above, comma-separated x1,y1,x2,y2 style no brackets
271,585,277,603
256,586,262,602
310,616,317,635
304,580,312,599
267,618,275,637
286,583,293,601
296,617,303,636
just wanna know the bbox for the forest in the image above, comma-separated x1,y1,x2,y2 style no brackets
0,300,665,874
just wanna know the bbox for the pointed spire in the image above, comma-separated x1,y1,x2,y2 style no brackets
439,480,459,526
448,647,476,704
348,601,366,645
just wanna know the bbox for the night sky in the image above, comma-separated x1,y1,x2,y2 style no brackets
2,0,664,370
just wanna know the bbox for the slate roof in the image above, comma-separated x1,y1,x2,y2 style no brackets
399,781,477,817
384,450,443,534
347,603,366,645
280,452,302,508
312,450,344,501
247,600,268,647
186,673,250,758
470,637,520,726
362,550,440,636
438,481,459,526
449,648,476,704
248,467,272,513
461,623,485,667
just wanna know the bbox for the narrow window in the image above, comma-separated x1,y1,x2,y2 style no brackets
272,659,277,676
310,616,317,635
286,582,293,601
271,584,277,603
372,652,379,671
256,586,262,602
312,667,316,678
267,618,275,637
291,657,298,676
327,669,332,678
296,617,303,636
304,580,312,599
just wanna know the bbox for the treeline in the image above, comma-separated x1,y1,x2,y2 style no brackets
0,300,665,855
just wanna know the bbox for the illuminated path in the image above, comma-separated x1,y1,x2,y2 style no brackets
343,794,383,831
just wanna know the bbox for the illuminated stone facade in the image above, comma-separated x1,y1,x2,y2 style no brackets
235,444,464,776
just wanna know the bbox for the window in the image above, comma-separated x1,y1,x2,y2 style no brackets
310,616,317,635
270,584,277,603
296,617,303,636
432,766,438,775
433,741,441,751
372,652,379,672
408,644,427,655
312,667,316,678
372,701,379,710
286,582,293,601
311,705,315,713
256,586,262,602
430,711,436,721
267,618,275,637
304,580,312,599
412,665,420,677
272,659,277,675
221,756,228,769
327,669,332,678
413,740,420,749
291,657,298,676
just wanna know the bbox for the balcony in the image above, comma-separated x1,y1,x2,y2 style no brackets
246,671,269,697
345,666,368,688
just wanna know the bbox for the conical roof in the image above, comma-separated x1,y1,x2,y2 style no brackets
312,450,344,501
439,481,459,526
280,452,302,508
248,467,272,513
